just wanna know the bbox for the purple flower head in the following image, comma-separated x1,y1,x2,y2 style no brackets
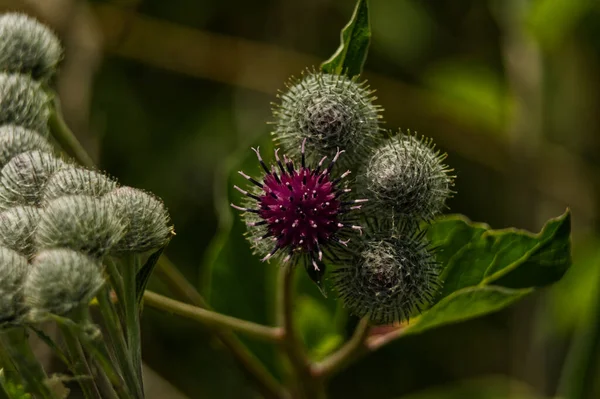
232,139,366,285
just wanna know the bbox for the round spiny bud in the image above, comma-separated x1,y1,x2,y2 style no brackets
0,150,66,209
0,73,50,134
105,187,173,253
0,247,28,325
42,166,117,203
0,13,62,81
332,234,440,324
362,133,454,224
24,249,104,316
272,71,382,170
36,195,125,258
0,206,40,259
0,125,52,168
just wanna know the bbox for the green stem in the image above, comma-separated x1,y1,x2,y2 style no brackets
143,291,283,343
312,317,370,379
122,255,144,395
48,94,285,399
97,285,143,398
48,96,95,168
276,265,326,399
0,328,57,399
58,324,102,399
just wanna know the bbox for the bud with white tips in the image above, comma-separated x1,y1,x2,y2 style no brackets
0,125,52,169
24,249,104,316
0,206,40,259
36,195,125,258
0,13,62,81
0,73,50,134
362,132,454,224
272,71,382,170
0,247,29,325
332,233,440,324
0,150,66,209
42,166,117,203
105,187,173,253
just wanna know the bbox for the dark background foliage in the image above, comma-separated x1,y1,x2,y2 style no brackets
2,0,599,398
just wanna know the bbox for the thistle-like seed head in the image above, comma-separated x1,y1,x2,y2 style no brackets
332,233,440,324
362,132,454,224
0,73,50,134
0,150,66,209
105,187,174,253
0,13,62,81
231,141,366,283
36,195,125,258
0,125,52,168
42,166,117,203
0,206,40,259
24,249,104,316
0,247,28,325
272,71,382,171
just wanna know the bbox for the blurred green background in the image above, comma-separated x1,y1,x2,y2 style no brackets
2,0,600,397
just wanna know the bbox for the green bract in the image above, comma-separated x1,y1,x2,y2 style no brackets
0,150,66,209
36,195,125,258
0,73,50,134
42,166,118,203
0,125,52,169
105,187,173,253
25,249,104,316
0,206,40,259
0,13,62,81
272,71,381,170
0,247,28,325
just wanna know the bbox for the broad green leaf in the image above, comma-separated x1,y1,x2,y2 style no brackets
402,286,532,336
321,0,371,77
428,210,571,299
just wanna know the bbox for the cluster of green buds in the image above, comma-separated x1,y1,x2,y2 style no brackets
0,14,174,397
233,71,454,324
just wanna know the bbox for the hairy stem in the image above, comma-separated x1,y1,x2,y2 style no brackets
276,265,326,399
59,324,102,399
144,291,283,342
122,255,144,395
0,328,57,399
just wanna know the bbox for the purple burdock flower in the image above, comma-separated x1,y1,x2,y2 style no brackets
231,139,366,284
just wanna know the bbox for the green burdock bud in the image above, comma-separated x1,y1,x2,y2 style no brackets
43,166,117,203
36,195,125,258
0,13,62,81
272,71,382,170
0,150,66,209
0,125,52,168
105,187,173,253
362,133,454,223
24,249,104,316
332,234,440,324
0,73,50,134
0,247,29,325
0,206,40,259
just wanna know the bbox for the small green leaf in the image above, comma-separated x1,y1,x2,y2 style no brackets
135,247,165,304
321,0,371,77
402,286,532,336
429,210,571,299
